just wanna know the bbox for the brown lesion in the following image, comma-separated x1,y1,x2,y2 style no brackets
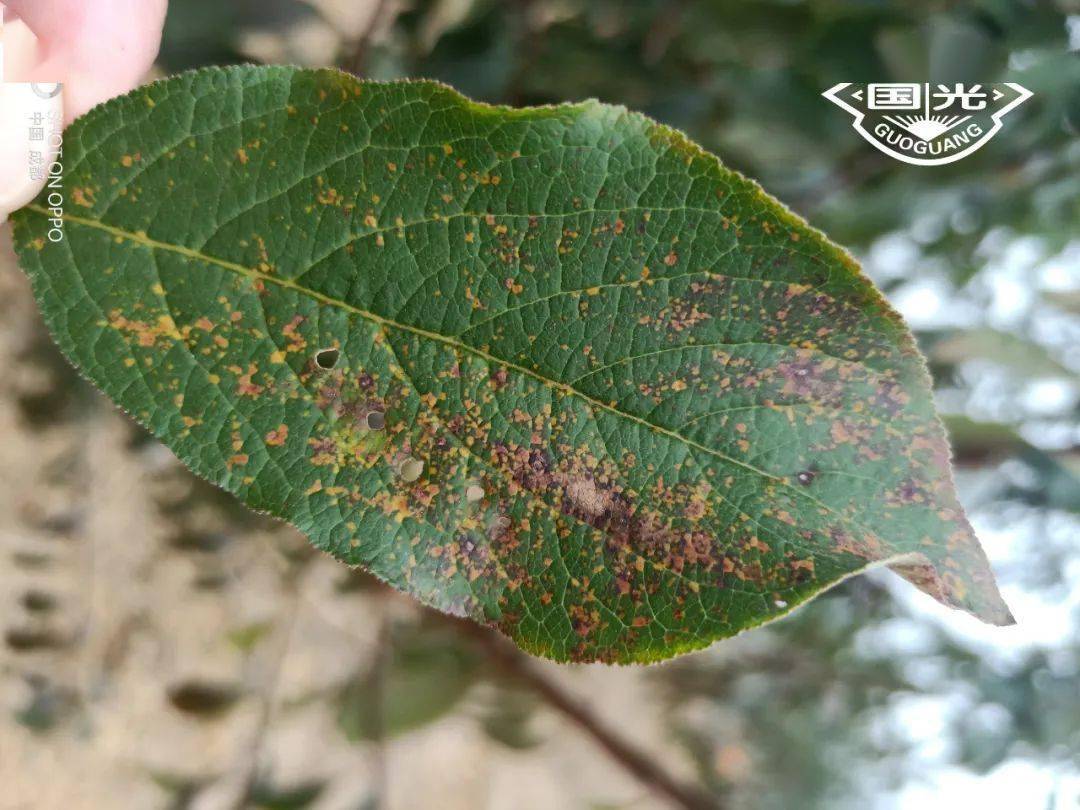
827,525,886,560
107,309,182,349
490,436,740,612
889,542,1014,627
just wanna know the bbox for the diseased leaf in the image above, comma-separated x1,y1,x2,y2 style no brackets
11,66,1012,663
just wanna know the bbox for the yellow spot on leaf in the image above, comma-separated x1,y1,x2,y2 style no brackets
72,187,95,207
265,424,289,446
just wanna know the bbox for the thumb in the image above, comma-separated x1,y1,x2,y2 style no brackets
1,0,167,219
4,0,168,123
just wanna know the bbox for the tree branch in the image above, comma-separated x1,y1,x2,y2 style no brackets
436,612,721,810
340,0,394,78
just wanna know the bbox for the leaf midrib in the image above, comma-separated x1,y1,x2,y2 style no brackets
28,204,832,497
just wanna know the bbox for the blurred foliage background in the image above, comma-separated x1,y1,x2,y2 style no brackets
2,1,1078,808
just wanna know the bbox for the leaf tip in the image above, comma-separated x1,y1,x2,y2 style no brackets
890,551,1014,628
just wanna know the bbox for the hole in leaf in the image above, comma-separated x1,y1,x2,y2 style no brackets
365,411,385,430
315,348,339,369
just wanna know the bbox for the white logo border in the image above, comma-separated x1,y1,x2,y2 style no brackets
822,82,1033,167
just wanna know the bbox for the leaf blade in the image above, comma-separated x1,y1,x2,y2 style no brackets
12,65,1011,662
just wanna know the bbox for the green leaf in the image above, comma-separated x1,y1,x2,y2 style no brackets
11,65,1011,663
337,623,478,740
